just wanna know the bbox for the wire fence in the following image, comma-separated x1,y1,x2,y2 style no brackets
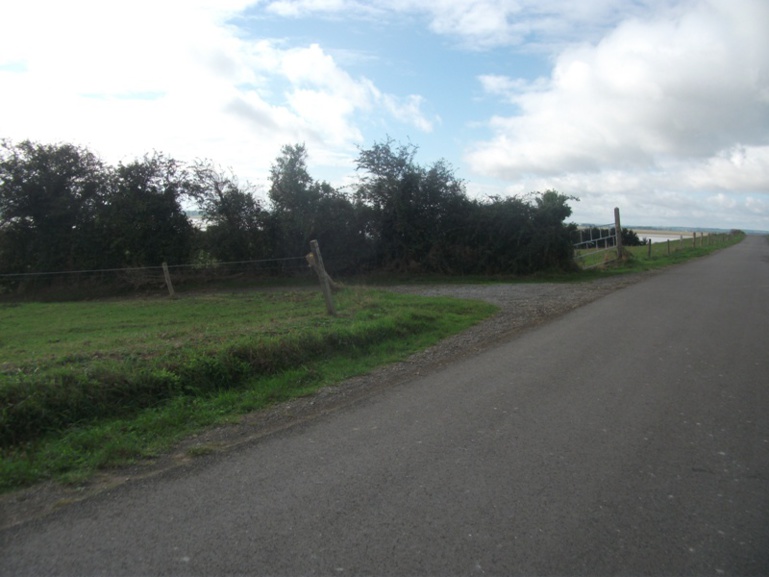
0,256,312,299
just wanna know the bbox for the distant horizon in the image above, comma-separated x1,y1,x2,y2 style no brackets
582,224,767,234
626,225,766,235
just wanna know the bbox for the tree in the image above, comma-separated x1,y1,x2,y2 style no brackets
355,139,469,272
1,137,582,289
308,181,369,273
267,144,364,270
0,139,108,274
529,190,578,271
190,161,267,262
98,153,194,267
268,144,323,258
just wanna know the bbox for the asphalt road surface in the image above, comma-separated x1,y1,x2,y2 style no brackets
2,236,768,576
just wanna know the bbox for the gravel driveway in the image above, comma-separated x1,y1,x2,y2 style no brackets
385,274,646,363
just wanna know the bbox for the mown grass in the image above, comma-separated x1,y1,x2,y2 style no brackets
0,287,496,491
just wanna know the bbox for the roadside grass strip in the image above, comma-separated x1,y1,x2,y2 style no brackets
575,232,745,273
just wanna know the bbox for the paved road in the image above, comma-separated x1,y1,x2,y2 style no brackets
2,236,768,576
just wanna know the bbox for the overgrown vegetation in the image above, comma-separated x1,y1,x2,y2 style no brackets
0,288,495,491
1,138,578,298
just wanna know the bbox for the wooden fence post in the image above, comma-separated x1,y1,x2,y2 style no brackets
614,207,623,260
647,238,652,258
162,261,176,297
309,240,336,316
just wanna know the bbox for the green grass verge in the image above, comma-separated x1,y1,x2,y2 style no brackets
0,287,495,492
574,232,745,274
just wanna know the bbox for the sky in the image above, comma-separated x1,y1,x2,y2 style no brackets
1,0,768,231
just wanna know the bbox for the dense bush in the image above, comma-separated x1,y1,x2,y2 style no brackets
1,138,579,291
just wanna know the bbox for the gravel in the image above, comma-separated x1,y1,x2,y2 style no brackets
385,275,643,361
0,273,648,529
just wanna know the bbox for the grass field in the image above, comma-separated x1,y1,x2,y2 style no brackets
0,288,496,491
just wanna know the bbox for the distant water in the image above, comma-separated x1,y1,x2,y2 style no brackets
644,234,688,244
637,231,694,244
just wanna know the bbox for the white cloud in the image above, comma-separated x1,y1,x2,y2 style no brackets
465,0,769,212
683,146,769,193
259,0,668,50
424,0,529,48
265,0,378,17
381,94,438,133
478,74,543,98
709,193,737,210
1,0,274,178
0,0,433,189
470,0,769,177
745,196,768,217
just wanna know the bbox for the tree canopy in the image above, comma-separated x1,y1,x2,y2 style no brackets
0,138,581,293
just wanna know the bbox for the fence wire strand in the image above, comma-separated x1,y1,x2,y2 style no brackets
0,256,307,279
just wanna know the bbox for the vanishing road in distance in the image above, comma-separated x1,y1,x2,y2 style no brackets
2,236,768,576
